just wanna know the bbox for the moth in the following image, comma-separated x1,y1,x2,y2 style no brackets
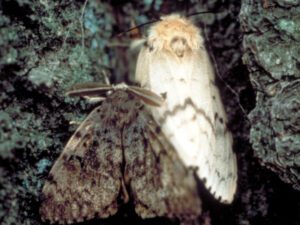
40,84,201,224
135,14,237,203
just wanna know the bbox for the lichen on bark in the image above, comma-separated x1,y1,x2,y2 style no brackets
240,0,300,191
0,1,113,224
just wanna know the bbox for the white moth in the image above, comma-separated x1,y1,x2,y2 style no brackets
135,14,237,203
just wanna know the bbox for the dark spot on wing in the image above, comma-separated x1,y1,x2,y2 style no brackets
191,114,197,121
143,137,148,149
146,41,154,52
155,126,161,134
215,112,219,119
62,154,68,161
120,108,129,114
68,155,82,163
65,155,83,170
90,158,100,170
135,102,141,107
84,133,92,140
91,179,97,187
83,142,88,148
74,131,82,139
161,92,167,99
219,118,224,124
96,130,101,136
92,140,99,147
128,94,134,100
47,173,56,184
138,104,144,110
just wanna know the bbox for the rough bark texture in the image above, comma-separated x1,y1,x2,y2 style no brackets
240,0,300,192
0,1,299,225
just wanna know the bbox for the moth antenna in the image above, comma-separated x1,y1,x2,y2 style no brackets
115,19,160,38
116,10,218,39
186,10,218,17
128,19,143,39
117,9,222,39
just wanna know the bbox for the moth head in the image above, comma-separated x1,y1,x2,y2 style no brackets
147,14,204,57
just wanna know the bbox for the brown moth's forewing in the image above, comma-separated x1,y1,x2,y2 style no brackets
40,89,201,224
123,97,201,220
40,96,124,224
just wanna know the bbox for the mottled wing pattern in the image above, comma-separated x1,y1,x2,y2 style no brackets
123,103,201,220
41,89,202,224
40,102,124,224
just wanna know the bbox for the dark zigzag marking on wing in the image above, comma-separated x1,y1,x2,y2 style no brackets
158,97,214,131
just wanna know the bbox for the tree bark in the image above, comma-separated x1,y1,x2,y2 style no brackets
1,1,299,225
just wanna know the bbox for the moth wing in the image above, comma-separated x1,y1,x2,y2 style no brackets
40,105,123,224
136,46,237,203
66,83,113,97
127,85,164,107
193,49,237,203
135,45,152,87
123,106,201,220
209,81,237,203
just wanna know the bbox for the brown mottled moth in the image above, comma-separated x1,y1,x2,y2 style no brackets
40,83,201,224
135,14,237,203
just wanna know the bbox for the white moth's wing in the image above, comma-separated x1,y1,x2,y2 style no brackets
135,45,151,86
136,45,237,203
203,49,237,202
209,77,237,202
